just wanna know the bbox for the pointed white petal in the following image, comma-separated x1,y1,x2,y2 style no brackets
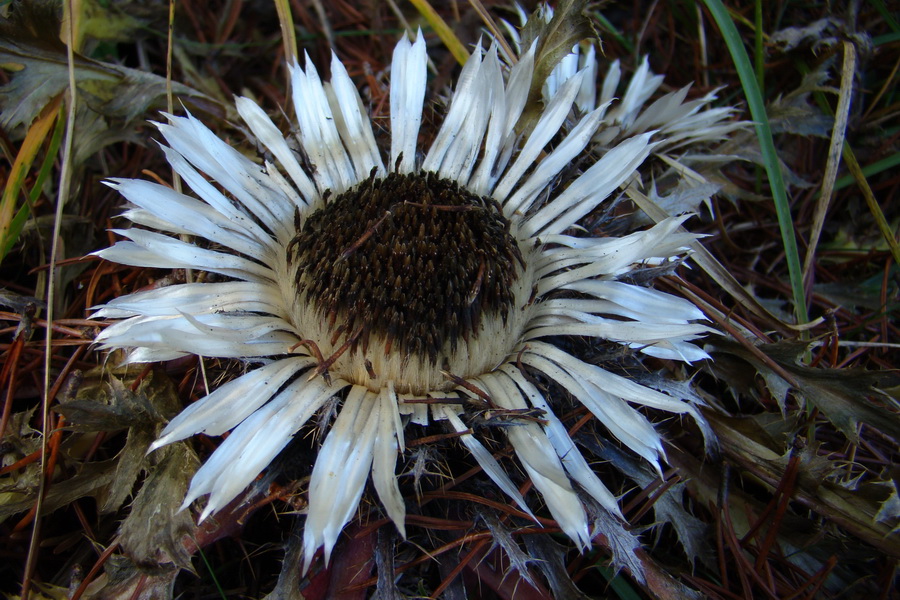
535,216,695,288
289,56,355,193
528,340,708,435
630,85,692,133
95,228,274,283
499,365,622,516
468,41,536,196
235,96,317,204
522,346,666,475
442,407,536,521
524,317,711,348
107,179,271,261
558,281,706,322
478,375,571,489
436,44,498,182
157,144,272,245
390,30,427,174
478,375,590,548
326,54,385,180
421,42,486,175
522,133,654,237
525,461,591,549
155,114,294,241
502,104,607,217
97,312,298,359
123,347,187,363
185,376,341,519
94,280,287,320
152,357,314,450
600,59,621,106
612,57,663,129
493,69,587,203
574,44,597,112
372,383,406,538
303,386,380,569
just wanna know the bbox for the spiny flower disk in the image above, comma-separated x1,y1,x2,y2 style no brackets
289,171,530,393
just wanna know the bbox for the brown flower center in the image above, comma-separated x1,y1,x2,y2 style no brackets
289,171,524,369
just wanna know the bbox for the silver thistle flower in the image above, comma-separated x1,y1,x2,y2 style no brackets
94,30,717,568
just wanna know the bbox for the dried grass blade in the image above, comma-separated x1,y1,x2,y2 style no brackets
802,41,855,290
409,0,470,66
273,0,298,66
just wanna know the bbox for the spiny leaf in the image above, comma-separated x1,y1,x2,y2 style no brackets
118,442,199,570
702,412,900,557
101,424,156,514
477,508,538,585
707,339,900,443
523,535,593,600
57,372,183,513
81,556,181,599
0,460,117,519
875,477,900,532
57,375,165,431
767,63,835,137
769,17,872,55
589,440,712,567
518,0,595,134
0,1,220,132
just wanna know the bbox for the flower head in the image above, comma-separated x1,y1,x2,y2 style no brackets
95,30,715,567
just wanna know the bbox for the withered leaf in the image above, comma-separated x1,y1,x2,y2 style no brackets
769,17,871,55
56,371,183,514
0,459,117,519
101,425,156,514
767,63,835,138
876,481,900,532
706,339,900,443
118,442,199,570
57,375,165,431
589,440,711,567
262,519,305,600
517,0,595,134
477,507,538,585
84,555,179,600
0,1,220,132
522,534,592,600
704,411,900,557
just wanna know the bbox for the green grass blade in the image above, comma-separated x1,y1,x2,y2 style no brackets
834,151,900,191
701,0,809,324
1,113,65,257
197,546,228,600
595,565,644,600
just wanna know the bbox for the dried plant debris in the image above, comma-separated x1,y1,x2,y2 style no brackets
706,338,900,442
0,1,219,134
770,17,872,55
517,0,595,132
765,63,836,138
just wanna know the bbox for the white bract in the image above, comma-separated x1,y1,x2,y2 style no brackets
95,30,717,568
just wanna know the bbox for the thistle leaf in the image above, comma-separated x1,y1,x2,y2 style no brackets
707,339,900,443
517,0,595,134
118,442,199,569
0,2,220,133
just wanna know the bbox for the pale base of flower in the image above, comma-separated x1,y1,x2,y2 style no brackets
283,245,538,395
